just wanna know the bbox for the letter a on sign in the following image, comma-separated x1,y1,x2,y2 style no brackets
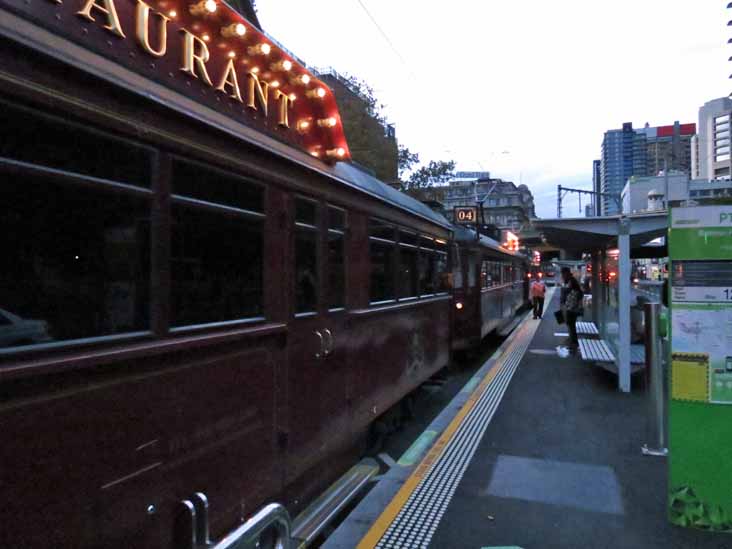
77,0,126,38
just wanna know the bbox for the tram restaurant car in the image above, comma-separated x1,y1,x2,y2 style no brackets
451,226,529,351
0,1,453,547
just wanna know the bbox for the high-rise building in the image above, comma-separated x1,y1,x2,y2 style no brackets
599,121,694,215
592,159,601,216
600,122,646,215
692,97,732,180
639,122,695,176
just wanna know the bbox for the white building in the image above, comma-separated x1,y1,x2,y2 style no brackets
621,172,689,213
692,97,732,180
622,172,732,213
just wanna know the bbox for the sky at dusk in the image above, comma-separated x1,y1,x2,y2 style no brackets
257,1,730,218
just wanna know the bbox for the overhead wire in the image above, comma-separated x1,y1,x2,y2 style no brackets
351,0,491,172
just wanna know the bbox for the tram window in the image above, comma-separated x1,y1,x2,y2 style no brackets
171,205,263,326
172,161,263,213
296,230,319,313
495,262,504,284
418,251,436,295
0,175,150,349
398,246,419,298
400,231,418,247
329,208,346,232
434,238,448,253
370,240,395,302
295,199,319,313
481,260,491,288
434,252,449,293
369,219,396,302
0,100,152,187
328,207,346,309
296,199,318,226
370,219,395,241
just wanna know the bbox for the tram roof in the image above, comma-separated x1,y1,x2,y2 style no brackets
452,225,522,258
330,163,452,229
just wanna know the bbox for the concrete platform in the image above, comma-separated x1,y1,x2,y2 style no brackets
330,290,731,549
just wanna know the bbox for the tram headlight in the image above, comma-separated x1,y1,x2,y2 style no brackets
455,302,463,310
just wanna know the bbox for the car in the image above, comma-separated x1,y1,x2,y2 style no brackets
0,308,52,347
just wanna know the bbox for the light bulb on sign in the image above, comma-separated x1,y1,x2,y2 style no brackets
326,147,346,159
317,117,337,128
248,43,271,56
168,9,177,17
296,119,311,133
190,0,216,15
271,60,293,72
292,74,311,86
270,80,280,88
306,87,327,99
221,23,246,38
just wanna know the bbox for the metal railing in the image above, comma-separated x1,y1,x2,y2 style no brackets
641,302,668,457
211,503,292,549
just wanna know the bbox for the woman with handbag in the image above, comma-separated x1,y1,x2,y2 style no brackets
560,267,583,349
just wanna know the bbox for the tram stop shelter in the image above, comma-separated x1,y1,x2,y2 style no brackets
532,212,668,393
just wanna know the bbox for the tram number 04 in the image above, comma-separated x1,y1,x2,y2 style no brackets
455,207,478,224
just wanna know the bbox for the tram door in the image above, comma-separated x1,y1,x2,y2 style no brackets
286,198,351,496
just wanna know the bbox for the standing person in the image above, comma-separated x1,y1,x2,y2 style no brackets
560,267,583,349
530,275,546,319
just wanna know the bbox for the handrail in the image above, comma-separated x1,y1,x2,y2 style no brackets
211,503,292,549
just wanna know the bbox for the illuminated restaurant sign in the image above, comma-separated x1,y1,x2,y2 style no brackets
4,0,350,161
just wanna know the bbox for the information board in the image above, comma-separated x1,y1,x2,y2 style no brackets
668,204,732,532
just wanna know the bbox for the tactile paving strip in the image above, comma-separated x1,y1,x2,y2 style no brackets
373,311,543,549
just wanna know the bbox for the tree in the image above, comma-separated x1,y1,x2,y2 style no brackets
324,73,399,184
402,160,456,191
398,145,420,180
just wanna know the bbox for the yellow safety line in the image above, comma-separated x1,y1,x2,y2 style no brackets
357,287,556,548
356,304,541,549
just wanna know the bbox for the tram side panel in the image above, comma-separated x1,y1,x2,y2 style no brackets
0,338,284,549
349,213,451,433
349,299,450,428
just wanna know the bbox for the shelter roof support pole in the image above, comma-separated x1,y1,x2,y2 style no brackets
617,218,632,393
591,252,601,326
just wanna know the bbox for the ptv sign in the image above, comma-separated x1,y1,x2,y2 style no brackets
454,206,478,225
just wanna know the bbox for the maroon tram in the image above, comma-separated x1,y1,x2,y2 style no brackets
0,1,452,547
451,226,528,351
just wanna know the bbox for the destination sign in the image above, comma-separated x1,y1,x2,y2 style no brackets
454,206,478,224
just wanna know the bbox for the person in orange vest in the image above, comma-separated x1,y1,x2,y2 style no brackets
530,274,547,319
